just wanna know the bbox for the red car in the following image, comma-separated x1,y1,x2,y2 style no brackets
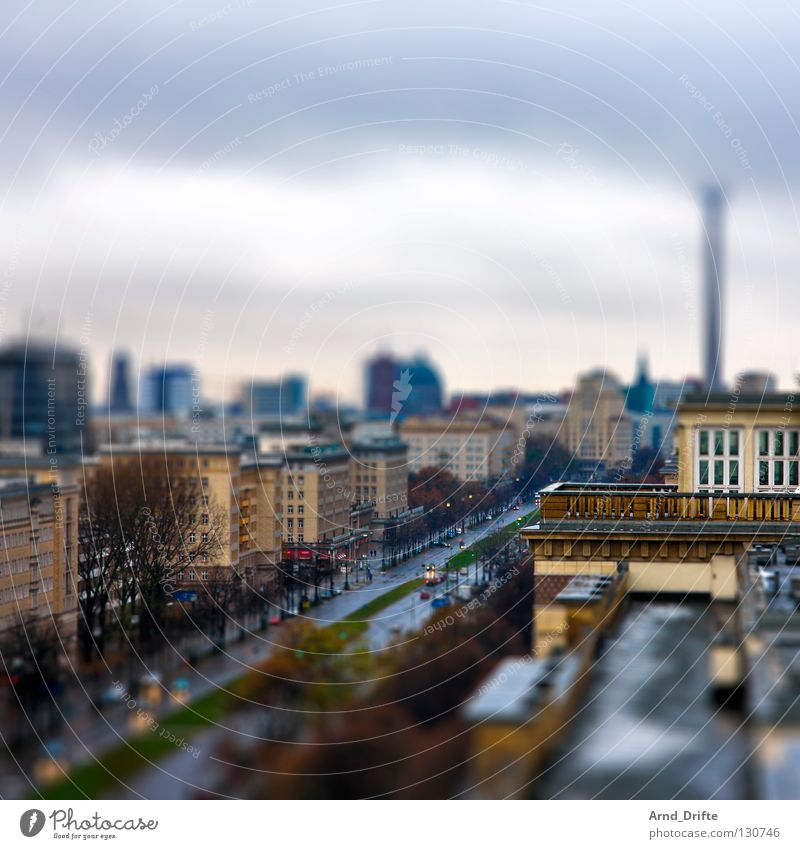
419,590,431,600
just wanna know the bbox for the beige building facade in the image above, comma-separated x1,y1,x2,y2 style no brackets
676,391,800,493
0,478,79,637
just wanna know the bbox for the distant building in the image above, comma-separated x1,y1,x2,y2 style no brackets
625,354,655,415
365,353,399,415
0,342,88,455
139,364,195,417
565,369,633,471
245,375,308,418
400,413,513,481
364,352,443,420
735,371,777,395
108,351,134,413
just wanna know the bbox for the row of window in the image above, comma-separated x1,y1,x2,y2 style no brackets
0,530,31,549
698,428,800,458
0,578,53,603
697,427,800,490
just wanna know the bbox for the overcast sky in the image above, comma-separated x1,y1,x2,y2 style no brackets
1,0,799,405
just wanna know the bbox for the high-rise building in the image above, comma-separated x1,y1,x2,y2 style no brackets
364,352,443,420
139,364,194,417
365,353,399,416
400,356,443,418
245,375,308,418
108,350,133,413
0,342,88,454
702,185,726,390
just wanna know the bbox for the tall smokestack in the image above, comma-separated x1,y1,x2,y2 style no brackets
701,185,726,390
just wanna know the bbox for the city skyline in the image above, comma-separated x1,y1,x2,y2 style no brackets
2,1,800,402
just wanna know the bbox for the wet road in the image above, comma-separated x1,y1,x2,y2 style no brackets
108,505,533,799
535,602,752,800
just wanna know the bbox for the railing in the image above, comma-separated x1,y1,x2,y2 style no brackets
539,485,800,525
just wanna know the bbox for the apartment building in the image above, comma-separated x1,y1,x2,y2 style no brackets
98,444,241,579
0,478,79,640
281,443,352,558
399,415,513,482
238,458,283,576
676,389,800,492
350,437,409,518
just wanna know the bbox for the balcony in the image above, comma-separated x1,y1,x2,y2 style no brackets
530,482,800,536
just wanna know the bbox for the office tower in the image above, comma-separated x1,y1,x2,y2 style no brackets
108,350,133,412
702,185,726,391
365,353,399,415
245,374,308,418
0,341,88,454
140,364,194,417
364,352,443,420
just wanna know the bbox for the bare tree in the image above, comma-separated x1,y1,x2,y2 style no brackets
79,457,226,655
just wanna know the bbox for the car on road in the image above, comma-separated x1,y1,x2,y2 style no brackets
434,541,452,548
419,590,431,600
459,568,469,577
431,596,450,608
455,527,463,534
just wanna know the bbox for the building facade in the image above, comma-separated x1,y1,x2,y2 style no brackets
676,390,800,493
400,414,512,482
0,343,88,455
0,478,79,639
564,369,633,470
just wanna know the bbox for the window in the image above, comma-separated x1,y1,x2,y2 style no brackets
298,505,304,514
298,490,304,499
287,504,293,513
696,428,742,491
202,533,208,543
188,569,196,580
201,570,209,580
188,532,196,543
202,514,209,525
756,428,799,490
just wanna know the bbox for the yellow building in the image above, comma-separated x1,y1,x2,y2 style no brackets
98,443,241,576
0,478,79,640
676,389,800,492
349,438,409,518
280,444,353,557
399,414,512,482
564,369,633,467
238,458,284,575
